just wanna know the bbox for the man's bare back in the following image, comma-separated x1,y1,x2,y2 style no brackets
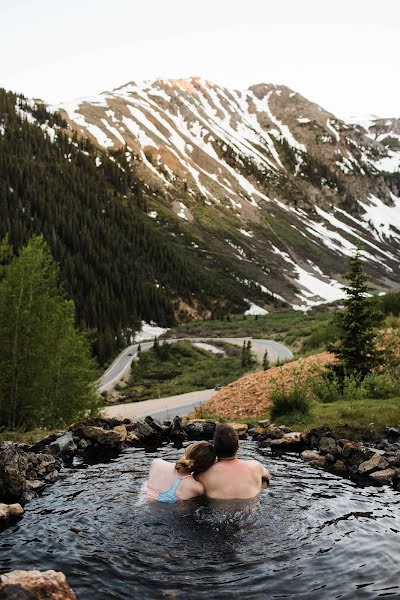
197,457,271,500
197,423,271,500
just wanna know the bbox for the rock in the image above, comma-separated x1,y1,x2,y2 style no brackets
332,459,347,475
369,468,397,485
7,503,24,518
385,427,400,442
128,420,158,442
0,570,76,599
169,416,187,443
227,422,248,438
72,425,122,450
306,427,334,450
25,480,46,492
126,433,140,445
325,453,335,465
319,436,337,455
0,503,23,520
342,442,371,466
185,419,216,440
301,450,326,467
279,425,292,434
269,432,304,449
258,419,270,428
49,432,77,460
358,454,389,475
0,443,29,502
144,416,169,435
267,428,284,440
387,451,400,467
113,425,128,442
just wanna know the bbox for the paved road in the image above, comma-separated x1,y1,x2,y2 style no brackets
104,388,215,422
99,337,293,393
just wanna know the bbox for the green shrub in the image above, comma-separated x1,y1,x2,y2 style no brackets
362,372,400,399
341,374,367,401
311,373,341,403
270,379,311,420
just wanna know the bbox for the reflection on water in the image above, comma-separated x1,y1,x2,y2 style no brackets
1,441,400,599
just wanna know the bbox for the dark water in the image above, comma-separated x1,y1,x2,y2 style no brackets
1,441,400,599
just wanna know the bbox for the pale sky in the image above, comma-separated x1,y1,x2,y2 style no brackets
1,0,399,118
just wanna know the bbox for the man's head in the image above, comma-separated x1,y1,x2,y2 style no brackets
213,424,239,458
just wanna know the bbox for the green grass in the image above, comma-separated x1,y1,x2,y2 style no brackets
167,308,334,354
0,428,59,444
118,340,257,403
272,397,400,440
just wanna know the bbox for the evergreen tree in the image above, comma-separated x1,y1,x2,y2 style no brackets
0,235,99,429
262,349,270,371
153,336,160,355
330,250,384,380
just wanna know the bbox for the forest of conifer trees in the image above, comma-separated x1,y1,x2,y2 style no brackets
0,90,248,363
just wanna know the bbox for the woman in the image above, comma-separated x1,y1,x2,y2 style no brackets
146,441,215,503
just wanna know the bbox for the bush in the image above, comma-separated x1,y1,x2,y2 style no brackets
271,378,311,420
311,373,341,403
362,372,400,399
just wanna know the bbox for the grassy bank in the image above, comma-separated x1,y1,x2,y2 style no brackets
0,428,58,444
195,397,400,441
167,308,334,355
115,340,257,403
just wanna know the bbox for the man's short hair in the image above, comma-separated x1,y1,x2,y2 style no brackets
213,423,239,458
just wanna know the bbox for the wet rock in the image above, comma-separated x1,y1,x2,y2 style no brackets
226,422,248,438
387,451,400,467
358,454,389,475
49,432,76,460
0,570,76,599
279,425,292,434
113,425,128,442
307,427,333,450
0,503,24,521
0,443,29,502
385,427,400,442
144,416,170,435
301,450,326,467
325,453,335,465
126,433,140,445
169,416,187,443
341,442,371,466
185,419,216,440
269,432,305,450
319,437,338,455
332,459,347,475
369,468,397,485
128,420,159,442
25,480,46,492
72,425,122,451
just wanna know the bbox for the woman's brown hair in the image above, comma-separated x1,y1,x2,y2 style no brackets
175,441,216,474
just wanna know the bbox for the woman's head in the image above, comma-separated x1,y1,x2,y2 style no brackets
175,441,216,474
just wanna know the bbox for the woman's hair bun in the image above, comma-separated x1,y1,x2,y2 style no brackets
175,457,194,471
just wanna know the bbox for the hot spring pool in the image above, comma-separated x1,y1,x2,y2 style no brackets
1,441,400,599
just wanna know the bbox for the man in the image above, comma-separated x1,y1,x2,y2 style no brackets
196,423,271,499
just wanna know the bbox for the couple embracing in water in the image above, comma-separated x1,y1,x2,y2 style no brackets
146,423,271,503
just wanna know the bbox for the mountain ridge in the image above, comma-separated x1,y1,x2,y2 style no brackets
50,77,400,308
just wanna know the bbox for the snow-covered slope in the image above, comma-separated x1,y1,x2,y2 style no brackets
52,78,400,309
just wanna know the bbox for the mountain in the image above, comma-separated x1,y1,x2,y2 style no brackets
0,89,253,363
53,78,400,308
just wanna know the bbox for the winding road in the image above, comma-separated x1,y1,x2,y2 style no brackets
100,337,293,421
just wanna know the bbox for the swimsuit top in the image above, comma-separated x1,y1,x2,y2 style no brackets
147,474,192,504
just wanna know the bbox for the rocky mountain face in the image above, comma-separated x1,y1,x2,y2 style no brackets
51,78,399,309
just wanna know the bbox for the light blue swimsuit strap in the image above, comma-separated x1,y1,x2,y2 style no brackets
157,475,191,504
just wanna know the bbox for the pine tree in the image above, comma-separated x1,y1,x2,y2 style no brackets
153,336,160,355
330,249,384,380
262,349,270,371
0,235,99,429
